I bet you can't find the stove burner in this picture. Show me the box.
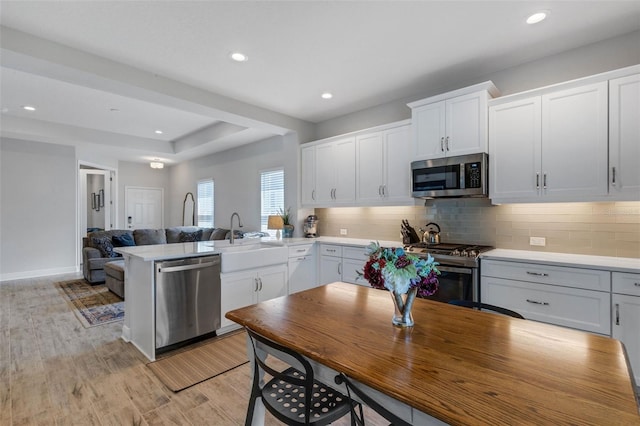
[404,243,493,260]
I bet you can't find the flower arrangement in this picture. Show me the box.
[360,241,440,297]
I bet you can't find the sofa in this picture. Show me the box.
[82,226,242,297]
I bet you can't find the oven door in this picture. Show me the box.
[421,265,478,303]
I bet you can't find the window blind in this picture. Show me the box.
[197,179,214,227]
[260,169,284,234]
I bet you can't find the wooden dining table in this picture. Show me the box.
[225,282,640,425]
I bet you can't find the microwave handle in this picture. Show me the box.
[459,161,465,189]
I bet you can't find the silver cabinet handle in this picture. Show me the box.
[254,278,259,292]
[445,136,450,151]
[526,299,549,306]
[296,248,306,252]
[382,185,387,197]
[378,185,383,196]
[296,257,306,261]
[440,137,444,152]
[259,278,263,291]
[536,173,540,189]
[327,249,336,253]
[543,173,547,189]
[612,167,616,186]
[635,283,640,287]
[615,303,620,325]
[312,189,316,200]
[526,271,549,277]
[338,262,342,275]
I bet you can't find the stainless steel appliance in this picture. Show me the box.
[411,153,488,199]
[155,255,221,350]
[404,242,493,303]
[304,215,318,238]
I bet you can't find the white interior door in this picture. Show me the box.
[125,187,164,230]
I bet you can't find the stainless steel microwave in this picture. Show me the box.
[411,153,488,199]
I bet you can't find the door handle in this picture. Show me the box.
[526,271,549,277]
[615,303,620,325]
[440,137,444,152]
[312,189,316,200]
[543,173,547,189]
[536,173,540,190]
[526,299,549,306]
[445,136,450,151]
[338,262,342,275]
[254,278,259,292]
[258,278,263,291]
[612,167,616,186]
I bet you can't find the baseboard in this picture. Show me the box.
[0,266,79,282]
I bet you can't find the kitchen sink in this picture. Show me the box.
[218,243,288,273]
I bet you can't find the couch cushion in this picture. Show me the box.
[133,229,167,245]
[86,230,133,248]
[179,229,203,242]
[91,236,119,258]
[166,226,211,243]
[210,228,230,240]
[104,260,125,281]
[112,233,136,247]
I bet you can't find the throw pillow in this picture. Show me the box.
[133,229,167,246]
[112,233,135,247]
[179,229,203,242]
[92,236,118,258]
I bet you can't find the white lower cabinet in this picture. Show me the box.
[219,264,288,331]
[612,272,640,384]
[288,244,318,294]
[318,244,369,286]
[481,260,611,335]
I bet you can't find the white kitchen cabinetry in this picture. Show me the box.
[315,137,355,205]
[356,124,413,205]
[318,244,369,286]
[612,272,640,384]
[489,82,608,203]
[301,145,316,205]
[609,73,640,199]
[481,260,611,335]
[219,264,288,331]
[408,82,498,160]
[288,244,318,294]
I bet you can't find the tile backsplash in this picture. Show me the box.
[315,200,640,258]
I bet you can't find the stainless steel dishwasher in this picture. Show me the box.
[155,255,221,349]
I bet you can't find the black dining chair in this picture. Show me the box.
[448,300,525,319]
[245,328,359,426]
[335,373,411,426]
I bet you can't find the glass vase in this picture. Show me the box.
[390,287,418,327]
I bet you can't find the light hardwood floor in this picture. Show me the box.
[1,273,388,426]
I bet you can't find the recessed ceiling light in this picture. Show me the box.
[526,11,548,25]
[22,105,36,111]
[321,92,333,100]
[230,52,248,62]
[155,130,163,134]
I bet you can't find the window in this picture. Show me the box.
[260,169,284,235]
[197,179,214,227]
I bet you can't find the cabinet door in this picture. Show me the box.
[612,293,640,384]
[257,265,288,302]
[315,143,335,204]
[446,91,488,156]
[356,132,384,203]
[489,97,542,201]
[288,256,318,294]
[333,137,356,203]
[541,82,608,199]
[319,255,342,285]
[609,73,640,198]
[220,270,257,329]
[383,125,413,204]
[413,101,446,159]
[342,258,367,285]
[301,145,316,206]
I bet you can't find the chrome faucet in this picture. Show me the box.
[230,212,243,244]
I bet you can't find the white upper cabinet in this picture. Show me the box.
[408,82,499,160]
[301,120,412,208]
[541,82,608,199]
[314,137,355,205]
[356,124,413,205]
[609,73,640,199]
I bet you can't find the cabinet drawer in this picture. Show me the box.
[481,260,610,292]
[343,246,369,261]
[482,277,610,335]
[320,244,342,257]
[288,244,314,258]
[612,272,640,296]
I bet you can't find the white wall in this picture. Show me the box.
[315,30,640,140]
[0,137,77,280]
[169,133,301,234]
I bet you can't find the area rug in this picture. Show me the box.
[147,330,249,392]
[55,279,124,328]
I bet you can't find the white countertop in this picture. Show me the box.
[115,241,227,261]
[481,248,640,274]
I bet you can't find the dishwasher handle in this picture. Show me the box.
[158,261,219,273]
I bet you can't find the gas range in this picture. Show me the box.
[404,242,494,268]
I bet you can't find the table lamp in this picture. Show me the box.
[267,215,284,239]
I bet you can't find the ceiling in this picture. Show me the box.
[1,1,640,165]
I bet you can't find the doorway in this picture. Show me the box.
[125,186,164,230]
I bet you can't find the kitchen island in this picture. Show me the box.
[226,282,640,425]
